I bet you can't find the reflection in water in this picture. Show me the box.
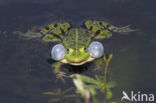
[43,87,81,103]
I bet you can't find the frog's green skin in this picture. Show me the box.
[15,20,135,74]
[39,20,135,74]
[61,28,94,65]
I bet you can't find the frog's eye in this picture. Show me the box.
[51,44,65,61]
[66,48,70,54]
[83,47,87,52]
[88,41,104,58]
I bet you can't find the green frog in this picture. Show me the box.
[14,20,136,76]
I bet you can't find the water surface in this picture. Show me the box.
[0,0,156,103]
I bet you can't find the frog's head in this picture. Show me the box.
[51,28,104,65]
[63,45,91,65]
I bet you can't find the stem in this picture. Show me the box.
[84,97,89,103]
[104,54,113,103]
[92,95,98,103]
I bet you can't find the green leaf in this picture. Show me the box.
[64,94,78,98]
[106,88,113,99]
[107,81,117,89]
[43,92,58,96]
[85,85,97,89]
[79,75,99,85]
[62,87,74,94]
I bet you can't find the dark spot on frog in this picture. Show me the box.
[47,36,52,39]
[106,24,110,28]
[61,29,65,34]
[54,24,58,27]
[89,26,93,31]
[99,22,103,26]
[96,30,101,34]
[44,26,50,30]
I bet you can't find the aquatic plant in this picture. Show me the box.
[44,53,117,103]
[73,74,92,103]
[71,54,117,103]
[71,74,116,103]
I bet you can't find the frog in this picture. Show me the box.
[14,20,136,77]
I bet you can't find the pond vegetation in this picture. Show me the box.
[43,54,117,103]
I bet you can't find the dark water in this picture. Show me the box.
[0,0,156,103]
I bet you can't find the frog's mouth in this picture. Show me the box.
[60,56,95,66]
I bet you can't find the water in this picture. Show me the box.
[0,0,156,103]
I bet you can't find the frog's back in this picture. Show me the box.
[62,28,92,49]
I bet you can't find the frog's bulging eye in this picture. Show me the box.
[88,41,104,58]
[66,48,70,54]
[83,47,87,52]
[51,44,65,61]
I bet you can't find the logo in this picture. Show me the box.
[121,91,155,102]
